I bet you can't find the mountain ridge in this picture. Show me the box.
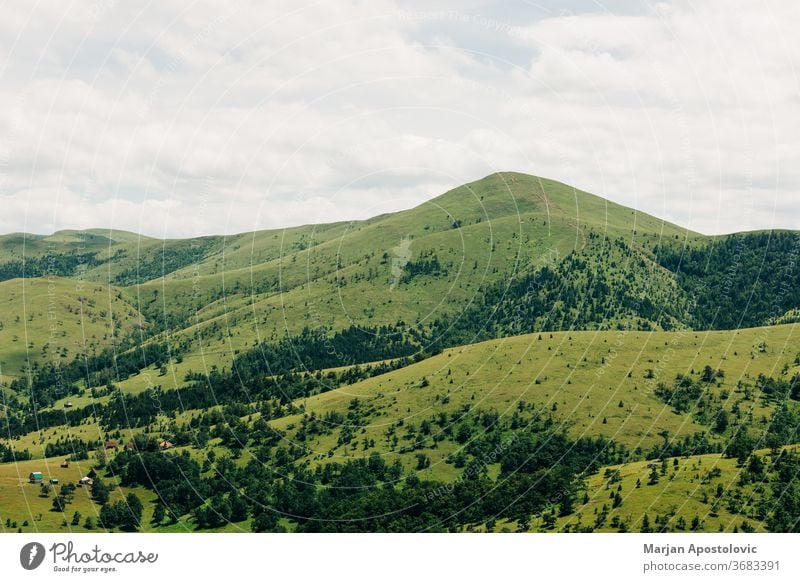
[1,172,800,534]
[0,172,797,385]
[0,171,705,242]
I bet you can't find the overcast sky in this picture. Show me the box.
[0,0,797,238]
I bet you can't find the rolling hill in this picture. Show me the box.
[1,172,799,533]
[0,277,142,381]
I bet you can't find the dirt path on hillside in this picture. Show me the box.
[568,220,587,251]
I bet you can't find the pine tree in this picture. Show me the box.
[229,492,249,522]
[52,495,67,512]
[119,493,143,531]
[91,477,110,504]
[152,503,166,525]
[648,465,660,485]
[612,492,623,508]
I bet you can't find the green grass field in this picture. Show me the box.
[53,172,702,392]
[0,450,254,533]
[1,172,798,533]
[2,321,795,531]
[272,324,798,463]
[554,445,800,534]
[0,277,142,381]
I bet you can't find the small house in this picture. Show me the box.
[124,442,135,451]
[159,440,174,450]
[60,460,70,468]
[64,401,73,408]
[29,472,43,484]
[104,440,118,450]
[78,476,93,487]
[49,478,59,485]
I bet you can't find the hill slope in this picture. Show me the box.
[1,172,800,533]
[0,277,142,381]
[2,172,799,403]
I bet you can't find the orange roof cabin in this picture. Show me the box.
[104,440,118,450]
[159,441,174,450]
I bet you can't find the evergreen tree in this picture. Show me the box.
[99,503,119,529]
[152,503,166,525]
[229,492,249,522]
[251,511,280,533]
[713,409,729,434]
[648,465,660,485]
[92,477,110,504]
[119,493,143,531]
[52,495,67,512]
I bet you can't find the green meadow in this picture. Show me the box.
[1,172,799,532]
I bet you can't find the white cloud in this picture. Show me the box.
[0,0,798,237]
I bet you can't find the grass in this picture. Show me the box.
[0,172,796,533]
[1,173,707,402]
[2,322,797,532]
[8,421,105,460]
[554,446,800,533]
[0,447,252,533]
[0,455,144,533]
[108,172,702,388]
[0,277,142,381]
[270,324,798,471]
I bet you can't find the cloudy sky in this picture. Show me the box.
[0,0,797,238]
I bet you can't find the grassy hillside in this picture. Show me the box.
[0,454,251,533]
[0,277,142,381]
[552,449,778,533]
[6,172,795,397]
[0,323,796,532]
[2,172,800,533]
[270,324,798,466]
[102,173,702,392]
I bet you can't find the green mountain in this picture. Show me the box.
[1,172,799,534]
